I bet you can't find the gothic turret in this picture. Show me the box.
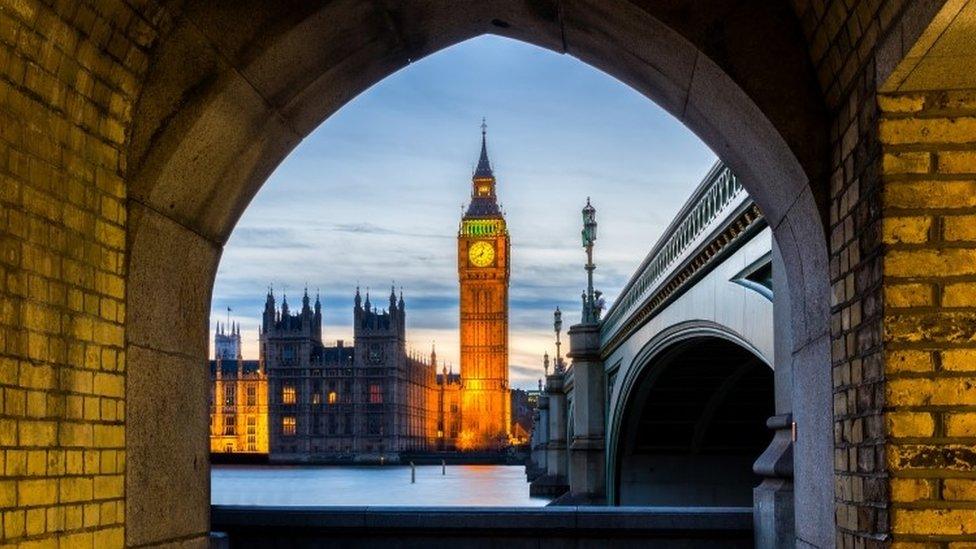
[263,288,276,332]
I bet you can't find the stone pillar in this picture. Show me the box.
[753,414,795,548]
[753,241,795,547]
[567,323,606,503]
[527,394,549,481]
[546,373,568,482]
[529,374,568,497]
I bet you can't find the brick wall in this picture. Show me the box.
[0,1,154,546]
[789,1,969,546]
[880,91,976,544]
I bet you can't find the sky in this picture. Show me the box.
[210,35,717,389]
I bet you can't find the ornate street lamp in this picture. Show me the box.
[581,198,600,323]
[553,307,563,372]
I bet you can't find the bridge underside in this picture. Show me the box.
[615,338,773,506]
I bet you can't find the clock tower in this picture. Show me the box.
[458,121,510,448]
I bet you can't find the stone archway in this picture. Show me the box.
[4,1,965,548]
[124,5,833,545]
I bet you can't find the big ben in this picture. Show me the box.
[458,121,510,448]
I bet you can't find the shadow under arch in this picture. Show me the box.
[122,2,833,546]
[606,323,773,506]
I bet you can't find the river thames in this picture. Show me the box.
[211,464,550,507]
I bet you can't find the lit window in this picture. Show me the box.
[282,416,296,436]
[312,392,321,405]
[369,384,383,404]
[328,391,337,405]
[246,386,256,406]
[282,386,296,405]
[223,415,235,436]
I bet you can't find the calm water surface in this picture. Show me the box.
[211,464,550,507]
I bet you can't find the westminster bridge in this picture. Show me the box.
[528,161,822,548]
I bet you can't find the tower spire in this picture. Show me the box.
[474,118,493,178]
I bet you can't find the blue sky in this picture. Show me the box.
[210,35,716,388]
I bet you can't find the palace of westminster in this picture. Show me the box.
[209,128,523,461]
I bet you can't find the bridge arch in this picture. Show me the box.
[607,322,773,505]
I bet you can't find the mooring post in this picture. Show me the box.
[442,459,446,475]
[411,461,416,484]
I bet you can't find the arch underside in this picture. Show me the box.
[124,1,832,546]
[612,335,774,507]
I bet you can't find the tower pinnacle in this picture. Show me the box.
[475,118,493,179]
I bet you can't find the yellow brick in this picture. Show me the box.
[100,450,115,474]
[885,181,976,209]
[0,419,16,445]
[18,363,54,390]
[946,413,976,437]
[885,283,933,308]
[92,425,123,448]
[4,509,24,539]
[84,451,99,475]
[93,474,123,499]
[887,412,935,437]
[944,214,976,241]
[945,479,976,500]
[4,388,25,415]
[892,508,976,535]
[64,505,82,530]
[887,351,934,374]
[0,480,15,507]
[943,349,976,372]
[887,377,976,406]
[5,450,27,475]
[881,117,976,145]
[945,282,976,307]
[17,479,56,506]
[59,422,92,447]
[84,396,100,421]
[24,507,44,536]
[939,150,976,174]
[95,220,125,249]
[59,477,92,503]
[26,390,46,417]
[83,502,99,527]
[885,249,976,277]
[65,450,84,475]
[92,372,123,398]
[879,94,926,113]
[18,420,56,446]
[26,450,45,476]
[891,478,933,501]
[883,216,931,244]
[884,151,930,174]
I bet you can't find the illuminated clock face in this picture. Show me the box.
[468,241,495,267]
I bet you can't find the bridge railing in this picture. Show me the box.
[600,162,748,343]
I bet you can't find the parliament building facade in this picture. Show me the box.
[209,128,513,461]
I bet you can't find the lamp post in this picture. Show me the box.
[581,198,599,323]
[553,307,563,372]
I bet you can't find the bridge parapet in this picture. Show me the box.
[600,163,763,353]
